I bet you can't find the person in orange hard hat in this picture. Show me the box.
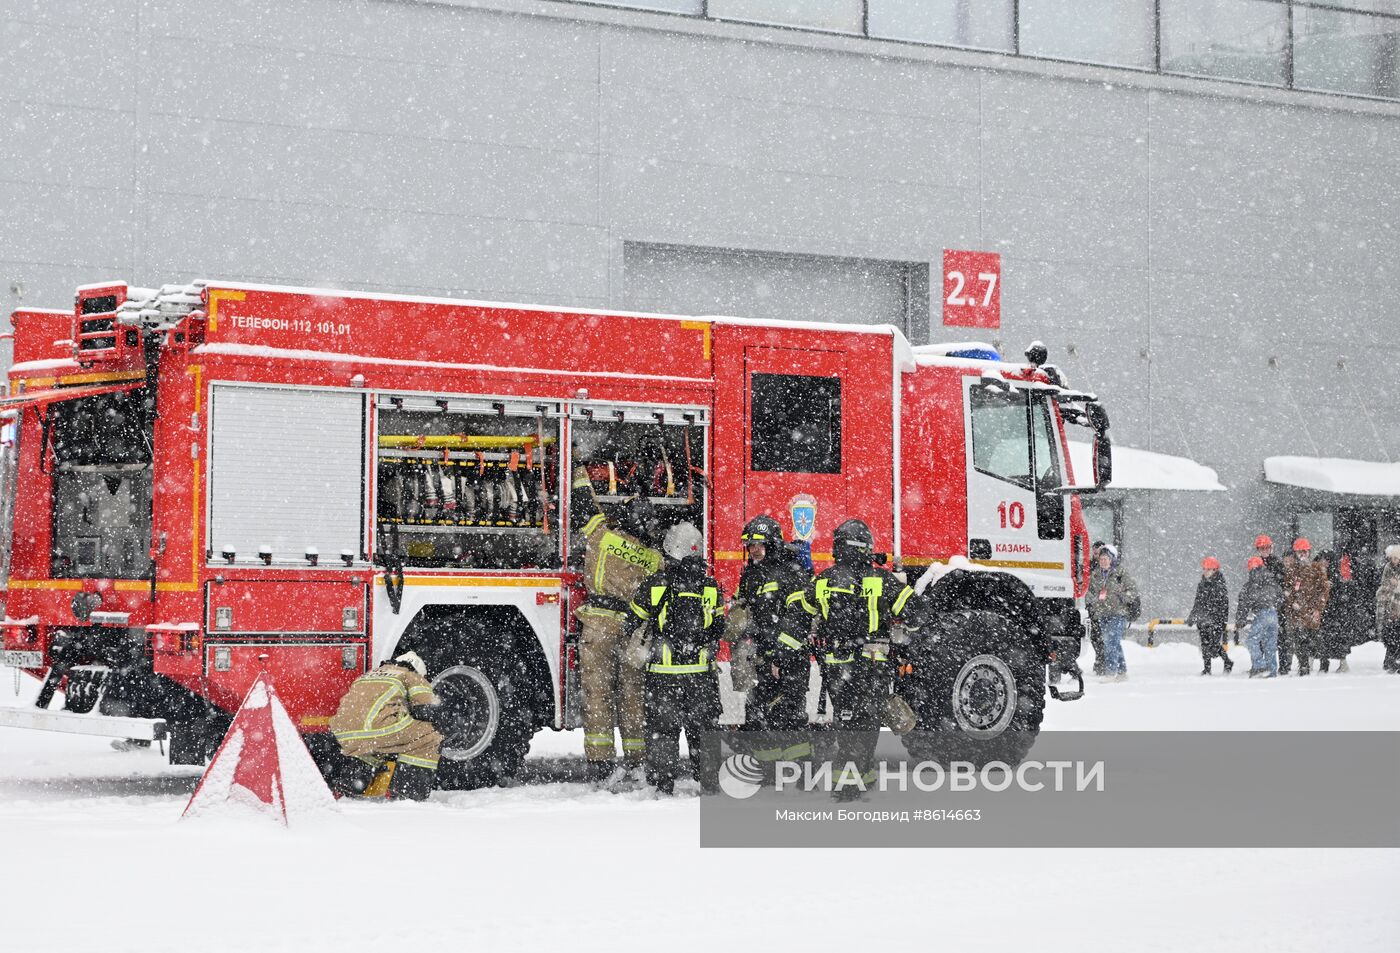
[1187,557,1232,675]
[1237,556,1283,677]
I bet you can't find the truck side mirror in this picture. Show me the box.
[1088,402,1112,488]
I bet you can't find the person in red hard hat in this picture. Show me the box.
[1187,557,1232,675]
[1282,539,1331,676]
[1237,556,1283,677]
[1253,533,1289,661]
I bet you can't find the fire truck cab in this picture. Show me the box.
[0,281,1111,784]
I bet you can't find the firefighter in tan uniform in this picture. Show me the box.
[329,652,442,801]
[573,470,664,784]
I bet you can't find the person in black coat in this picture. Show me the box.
[1318,552,1359,672]
[1187,557,1233,675]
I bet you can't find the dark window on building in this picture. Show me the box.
[750,373,842,474]
[1294,4,1400,99]
[1017,0,1156,69]
[867,0,1015,51]
[1160,0,1289,86]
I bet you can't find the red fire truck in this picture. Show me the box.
[0,280,1111,785]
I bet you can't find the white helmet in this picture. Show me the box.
[394,651,427,678]
[663,522,703,561]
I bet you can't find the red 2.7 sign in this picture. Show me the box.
[942,250,1001,329]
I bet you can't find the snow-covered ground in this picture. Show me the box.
[2,642,1397,952]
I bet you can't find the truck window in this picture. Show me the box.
[1031,396,1063,490]
[50,389,154,579]
[969,385,1032,489]
[750,373,841,474]
[376,399,561,570]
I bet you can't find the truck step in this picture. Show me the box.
[0,705,168,741]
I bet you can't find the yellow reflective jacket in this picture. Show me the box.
[579,512,662,606]
[329,663,439,742]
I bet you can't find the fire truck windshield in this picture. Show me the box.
[969,386,1062,492]
[49,389,154,579]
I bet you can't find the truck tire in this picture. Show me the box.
[901,610,1046,767]
[431,651,534,791]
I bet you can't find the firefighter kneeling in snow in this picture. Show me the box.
[624,522,724,795]
[329,652,442,801]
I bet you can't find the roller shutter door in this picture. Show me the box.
[208,385,365,564]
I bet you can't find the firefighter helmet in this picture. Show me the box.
[663,521,704,561]
[394,651,428,678]
[741,515,785,549]
[832,519,874,565]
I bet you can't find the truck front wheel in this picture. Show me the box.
[901,610,1046,767]
[432,655,533,790]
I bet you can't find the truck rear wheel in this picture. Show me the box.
[901,610,1046,767]
[432,653,534,791]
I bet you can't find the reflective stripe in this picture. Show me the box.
[621,738,646,751]
[757,581,780,595]
[649,643,713,674]
[862,575,884,634]
[396,754,439,770]
[361,679,407,732]
[594,531,661,592]
[629,600,651,620]
[777,632,804,651]
[814,579,854,620]
[862,647,888,662]
[656,585,719,632]
[892,585,914,615]
[824,653,855,665]
[407,685,434,697]
[580,604,627,619]
[786,590,817,616]
[781,742,813,759]
[584,732,614,746]
[582,513,605,537]
[333,715,415,741]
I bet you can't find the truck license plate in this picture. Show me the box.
[1,651,43,669]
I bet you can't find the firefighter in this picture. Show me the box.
[795,518,929,801]
[732,515,813,763]
[623,522,725,796]
[328,651,442,801]
[573,482,663,784]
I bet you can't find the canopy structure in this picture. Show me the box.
[1263,456,1400,497]
[1068,442,1226,492]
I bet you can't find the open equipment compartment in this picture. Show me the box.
[567,403,708,562]
[375,395,562,570]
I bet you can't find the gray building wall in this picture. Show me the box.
[4,0,1400,615]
